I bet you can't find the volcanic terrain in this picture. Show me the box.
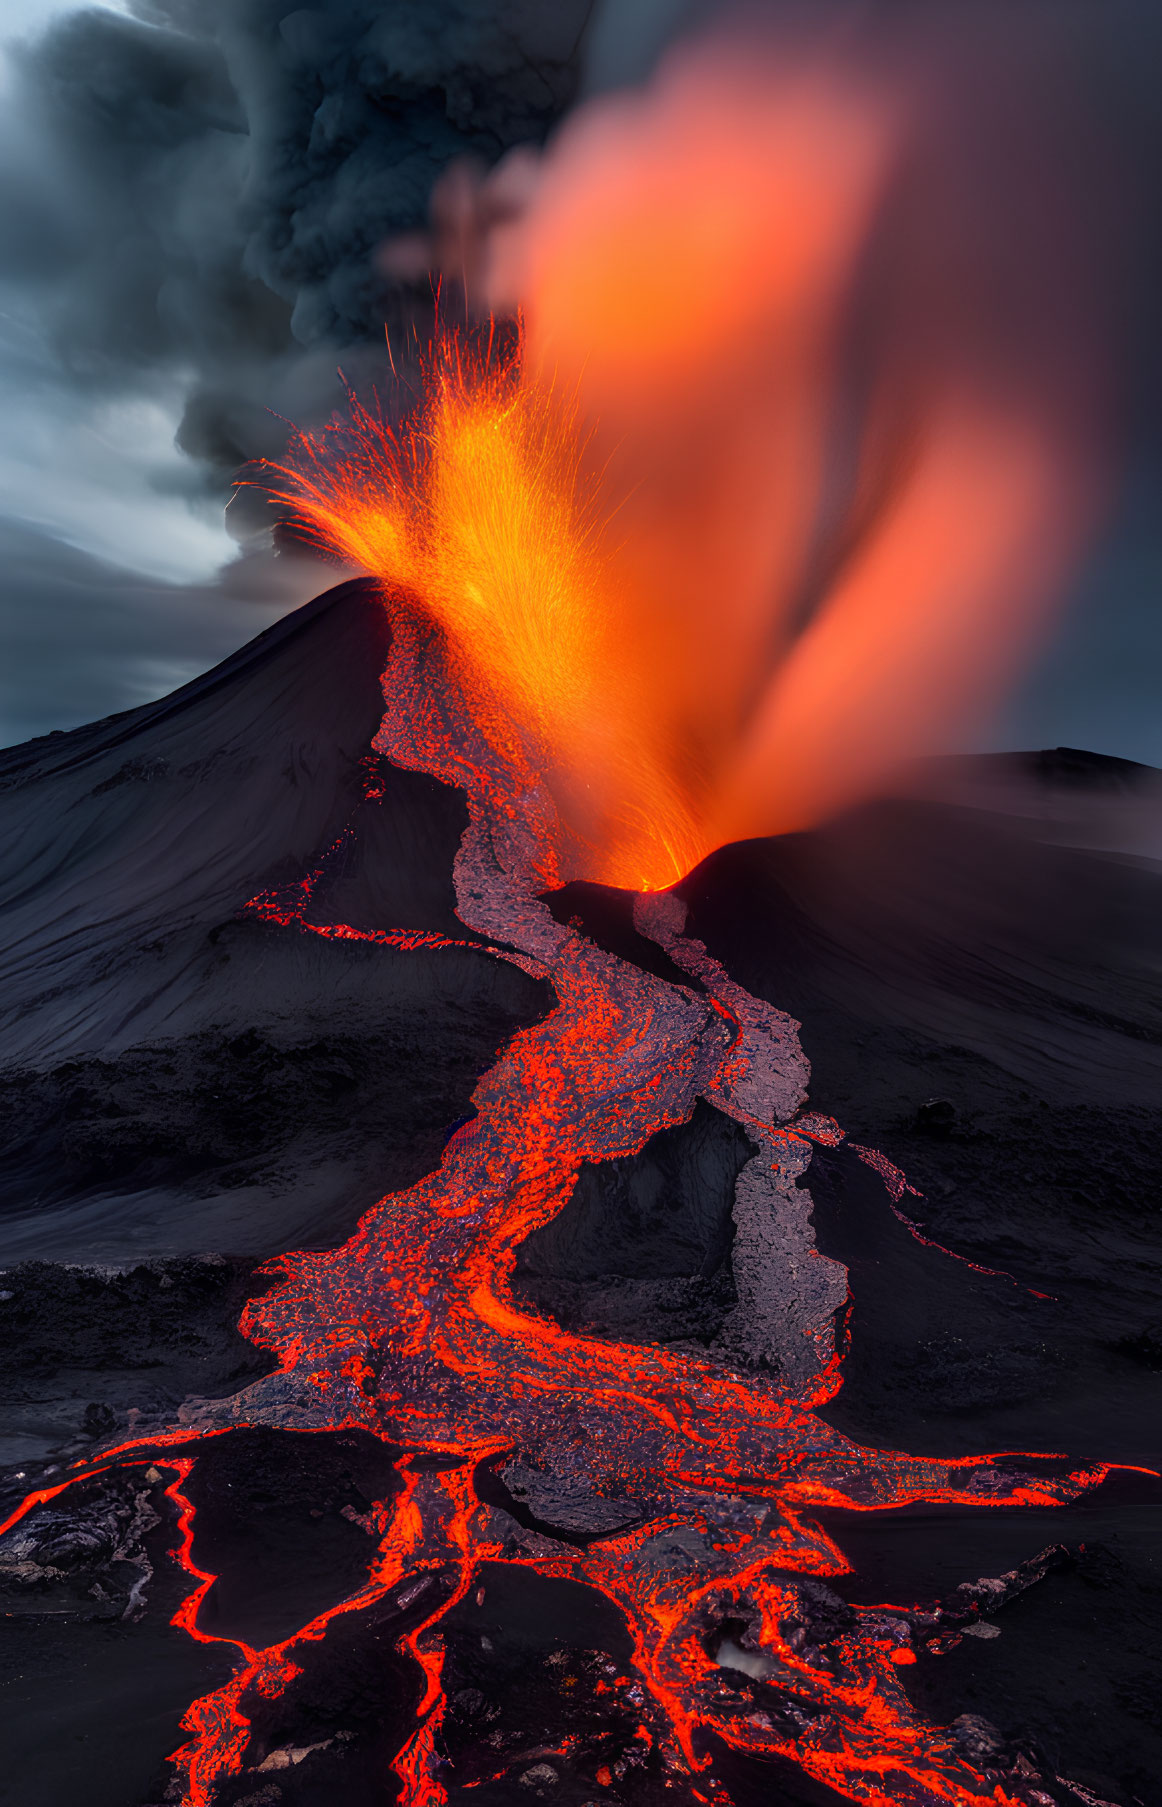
[0,579,1159,1807]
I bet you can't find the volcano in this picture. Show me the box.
[0,578,1160,1807]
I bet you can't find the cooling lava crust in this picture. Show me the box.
[0,581,1159,1807]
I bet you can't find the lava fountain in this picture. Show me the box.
[386,13,1119,888]
[0,15,1136,1806]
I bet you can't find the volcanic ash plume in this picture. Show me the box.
[287,7,1119,892]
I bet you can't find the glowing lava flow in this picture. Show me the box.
[0,593,1124,1807]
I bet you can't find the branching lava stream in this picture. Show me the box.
[0,591,1126,1807]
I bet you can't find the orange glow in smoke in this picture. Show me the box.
[274,345,704,884]
[278,31,1108,892]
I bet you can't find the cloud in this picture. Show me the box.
[0,0,594,483]
[0,0,593,744]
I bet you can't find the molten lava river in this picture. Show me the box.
[0,590,1130,1806]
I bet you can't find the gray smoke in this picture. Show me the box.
[0,0,594,743]
[0,0,592,488]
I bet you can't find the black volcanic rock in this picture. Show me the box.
[513,1099,751,1349]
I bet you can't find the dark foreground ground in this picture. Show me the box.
[0,583,1159,1807]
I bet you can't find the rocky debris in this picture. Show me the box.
[631,889,848,1397]
[916,1097,958,1136]
[712,1543,1077,1681]
[255,1732,351,1771]
[919,1544,1077,1654]
[698,1545,1149,1805]
[0,1010,546,1237]
[434,1574,677,1803]
[0,1253,274,1468]
[0,1466,159,1619]
[950,1713,1011,1763]
[91,755,171,794]
[519,1763,559,1788]
[946,1718,1123,1805]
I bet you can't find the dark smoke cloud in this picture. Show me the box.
[0,0,593,745]
[0,0,592,486]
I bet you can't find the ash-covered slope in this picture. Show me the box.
[683,757,1162,1109]
[0,578,549,1266]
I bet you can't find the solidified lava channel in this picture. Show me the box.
[0,596,1123,1807]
